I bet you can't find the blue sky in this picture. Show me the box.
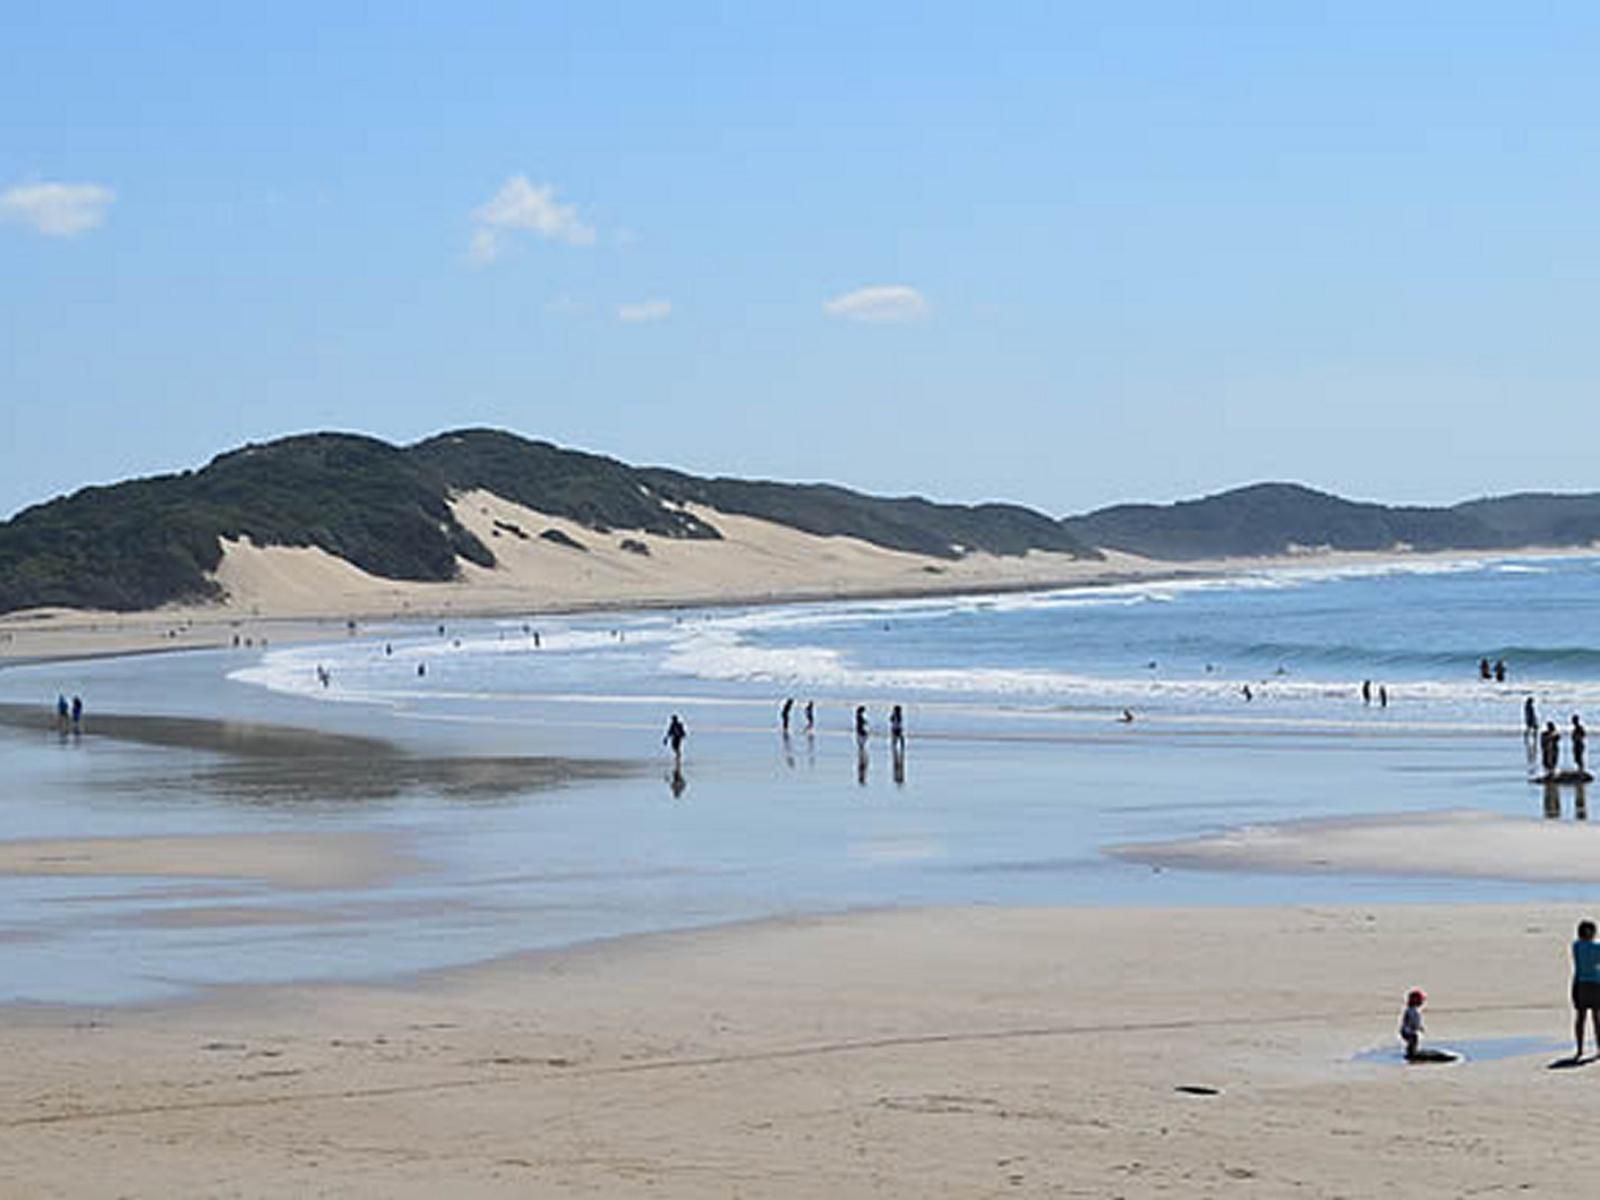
[4,2,1599,520]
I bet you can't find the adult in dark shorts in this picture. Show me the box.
[1573,920,1600,1058]
[1573,714,1588,773]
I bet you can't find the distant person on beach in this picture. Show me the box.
[70,695,82,732]
[1495,659,1507,683]
[1399,989,1427,1061]
[1574,715,1589,773]
[664,714,687,764]
[1479,658,1492,681]
[416,662,426,677]
[1379,685,1388,709]
[55,694,69,733]
[889,704,905,747]
[1573,921,1600,1059]
[1542,721,1561,776]
[1525,696,1539,739]
[1241,685,1252,702]
[781,698,794,734]
[804,701,815,733]
[1362,680,1372,706]
[1119,708,1135,723]
[854,705,868,742]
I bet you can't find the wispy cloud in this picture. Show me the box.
[0,181,115,237]
[822,284,928,324]
[617,299,672,323]
[470,175,595,263]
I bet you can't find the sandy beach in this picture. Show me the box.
[0,901,1590,1198]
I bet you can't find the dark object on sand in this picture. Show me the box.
[540,528,588,552]
[1173,1085,1222,1096]
[1405,1047,1461,1064]
[1541,769,1595,785]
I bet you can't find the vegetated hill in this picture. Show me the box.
[0,428,1099,614]
[1061,482,1600,560]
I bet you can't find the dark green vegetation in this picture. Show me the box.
[1063,483,1600,560]
[0,428,1098,613]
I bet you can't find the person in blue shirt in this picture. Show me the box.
[1572,920,1600,1059]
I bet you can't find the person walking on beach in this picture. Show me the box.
[780,698,794,735]
[854,705,869,743]
[1362,679,1372,706]
[889,704,905,749]
[1573,920,1600,1059]
[664,714,687,765]
[70,695,82,733]
[55,694,69,733]
[1542,721,1562,777]
[1525,696,1539,740]
[1574,715,1588,774]
[804,701,815,734]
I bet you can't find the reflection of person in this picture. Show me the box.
[664,714,687,764]
[1573,921,1600,1059]
[55,694,69,733]
[1399,989,1427,1061]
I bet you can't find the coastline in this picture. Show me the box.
[5,538,1588,667]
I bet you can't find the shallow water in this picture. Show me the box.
[5,555,1600,1004]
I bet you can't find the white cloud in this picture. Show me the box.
[470,174,595,262]
[0,181,115,237]
[822,284,928,324]
[617,299,672,323]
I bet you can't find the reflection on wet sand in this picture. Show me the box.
[0,702,637,804]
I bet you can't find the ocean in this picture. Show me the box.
[4,552,1600,1004]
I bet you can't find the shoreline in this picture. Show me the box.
[4,542,1592,667]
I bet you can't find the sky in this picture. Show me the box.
[4,2,1600,521]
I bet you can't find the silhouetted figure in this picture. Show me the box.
[1479,658,1492,681]
[1494,659,1507,683]
[854,705,868,743]
[1542,721,1561,776]
[1241,685,1253,702]
[1525,696,1539,740]
[1379,685,1388,709]
[417,662,427,677]
[533,631,541,649]
[889,704,905,749]
[1575,715,1589,773]
[664,714,687,765]
[70,695,82,733]
[804,701,815,733]
[1119,708,1135,724]
[780,698,794,734]
[55,694,69,733]
[1362,680,1372,706]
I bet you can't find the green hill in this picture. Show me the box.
[1061,482,1600,560]
[0,428,1099,614]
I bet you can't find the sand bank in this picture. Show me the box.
[0,903,1590,1197]
[0,831,411,890]
[1112,809,1600,882]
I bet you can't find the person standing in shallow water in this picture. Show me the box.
[1574,715,1588,774]
[1525,696,1539,740]
[664,714,687,765]
[1542,721,1562,777]
[780,698,794,735]
[888,704,905,749]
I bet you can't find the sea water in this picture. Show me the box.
[4,553,1600,1003]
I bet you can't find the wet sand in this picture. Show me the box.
[0,903,1589,1198]
[0,702,639,802]
[1113,808,1600,882]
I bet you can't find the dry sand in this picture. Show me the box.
[0,902,1591,1198]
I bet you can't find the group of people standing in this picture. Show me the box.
[1526,696,1589,779]
[53,693,83,734]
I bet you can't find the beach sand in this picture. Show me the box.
[0,903,1588,1197]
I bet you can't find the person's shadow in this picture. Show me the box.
[1548,1054,1595,1070]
